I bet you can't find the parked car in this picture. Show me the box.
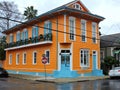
[109,67,120,78]
[0,67,8,78]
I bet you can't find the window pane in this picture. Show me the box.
[34,52,37,64]
[23,53,26,64]
[69,18,75,40]
[81,20,86,42]
[80,49,89,67]
[46,51,49,63]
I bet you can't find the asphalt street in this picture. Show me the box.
[0,77,120,90]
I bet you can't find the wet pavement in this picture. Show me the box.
[0,77,120,90]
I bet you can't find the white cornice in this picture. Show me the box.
[5,41,52,51]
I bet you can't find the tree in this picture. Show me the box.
[101,56,119,75]
[0,1,24,32]
[0,36,6,61]
[24,6,37,20]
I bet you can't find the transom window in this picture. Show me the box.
[80,49,89,67]
[69,17,75,40]
[81,20,86,42]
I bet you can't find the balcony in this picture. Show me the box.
[5,33,52,51]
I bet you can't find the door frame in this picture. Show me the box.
[92,50,98,70]
[58,49,72,71]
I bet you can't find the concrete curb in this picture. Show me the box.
[9,73,110,83]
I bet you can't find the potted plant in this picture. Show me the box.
[39,34,44,41]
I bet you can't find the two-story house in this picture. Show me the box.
[3,0,104,78]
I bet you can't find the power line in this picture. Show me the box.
[0,8,99,35]
[0,16,119,45]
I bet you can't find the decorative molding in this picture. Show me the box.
[5,41,52,51]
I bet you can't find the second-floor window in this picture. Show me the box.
[69,17,75,40]
[81,19,86,42]
[16,31,21,41]
[9,34,14,43]
[32,26,39,38]
[44,21,52,35]
[92,22,97,43]
[22,29,28,40]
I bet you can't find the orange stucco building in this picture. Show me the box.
[3,0,104,78]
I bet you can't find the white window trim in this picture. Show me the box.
[23,52,27,65]
[81,19,87,42]
[45,50,50,64]
[16,53,19,65]
[33,51,37,65]
[9,54,12,65]
[74,3,81,10]
[69,16,76,41]
[80,49,89,67]
[92,22,97,44]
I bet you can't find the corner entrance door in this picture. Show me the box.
[61,50,70,71]
[93,51,97,70]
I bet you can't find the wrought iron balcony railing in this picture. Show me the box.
[5,33,52,49]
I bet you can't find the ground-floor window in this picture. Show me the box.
[9,54,12,65]
[80,49,89,67]
[33,51,37,64]
[23,53,26,64]
[16,53,19,65]
[45,50,50,63]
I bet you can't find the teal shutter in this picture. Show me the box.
[26,30,28,39]
[12,35,14,43]
[22,32,24,40]
[44,23,47,35]
[36,27,39,36]
[32,27,34,38]
[18,33,20,41]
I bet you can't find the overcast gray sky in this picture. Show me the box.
[1,0,120,35]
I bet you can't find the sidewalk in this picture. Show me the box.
[9,74,109,83]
